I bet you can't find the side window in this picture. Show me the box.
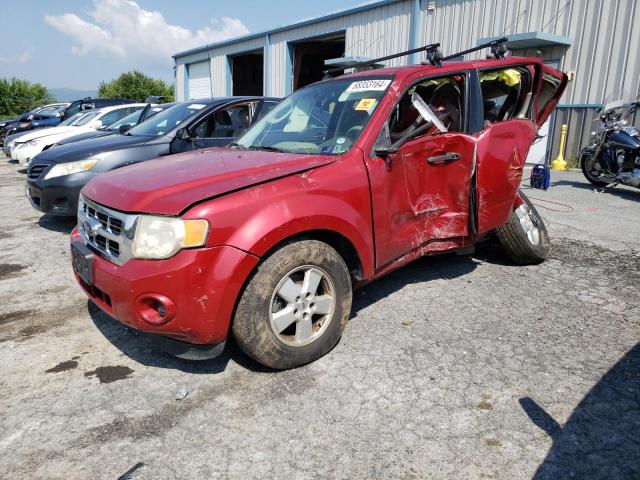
[381,74,465,146]
[537,73,562,122]
[256,101,279,120]
[193,103,253,139]
[479,67,532,125]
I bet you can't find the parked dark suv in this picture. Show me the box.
[27,96,280,216]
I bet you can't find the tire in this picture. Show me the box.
[232,239,352,370]
[495,191,550,265]
[580,148,610,188]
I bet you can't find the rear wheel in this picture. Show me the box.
[232,239,352,369]
[496,191,550,265]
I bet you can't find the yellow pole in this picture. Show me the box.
[551,124,568,170]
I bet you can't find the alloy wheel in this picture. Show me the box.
[269,265,336,347]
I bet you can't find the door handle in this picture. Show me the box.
[427,152,461,165]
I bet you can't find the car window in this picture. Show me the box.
[98,107,140,127]
[74,111,100,126]
[59,112,85,126]
[237,77,391,155]
[383,74,465,145]
[64,101,82,118]
[479,67,533,125]
[256,101,279,120]
[107,110,143,131]
[537,72,562,123]
[192,103,254,139]
[128,102,207,136]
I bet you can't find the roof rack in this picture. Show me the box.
[322,37,510,79]
[440,37,509,62]
[322,43,441,79]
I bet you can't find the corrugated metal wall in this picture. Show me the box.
[174,0,640,161]
[417,0,640,160]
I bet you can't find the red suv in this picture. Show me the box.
[71,56,566,369]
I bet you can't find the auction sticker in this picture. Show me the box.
[345,79,391,92]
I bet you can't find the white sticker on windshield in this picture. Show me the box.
[188,104,206,110]
[345,79,391,93]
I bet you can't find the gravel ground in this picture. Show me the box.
[0,156,639,480]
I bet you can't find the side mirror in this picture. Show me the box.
[374,121,433,158]
[118,124,132,134]
[175,127,192,141]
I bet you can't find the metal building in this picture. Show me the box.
[173,0,640,162]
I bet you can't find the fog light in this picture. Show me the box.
[134,293,176,325]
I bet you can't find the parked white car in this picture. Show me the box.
[11,104,146,164]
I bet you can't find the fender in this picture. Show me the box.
[185,155,376,279]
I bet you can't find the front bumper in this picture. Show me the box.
[70,228,260,346]
[13,144,40,164]
[26,169,94,216]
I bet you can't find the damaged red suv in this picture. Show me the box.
[71,55,566,369]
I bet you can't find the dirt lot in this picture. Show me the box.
[0,155,639,480]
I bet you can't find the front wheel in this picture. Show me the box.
[496,191,550,265]
[232,239,352,370]
[580,148,612,187]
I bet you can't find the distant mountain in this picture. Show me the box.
[49,87,98,102]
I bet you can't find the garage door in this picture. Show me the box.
[188,61,212,99]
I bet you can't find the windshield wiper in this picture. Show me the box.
[229,142,248,150]
[247,145,285,153]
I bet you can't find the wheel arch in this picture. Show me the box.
[261,229,366,284]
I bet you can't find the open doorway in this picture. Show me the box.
[291,32,345,90]
[230,50,264,96]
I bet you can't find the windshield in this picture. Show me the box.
[59,112,85,126]
[236,77,392,154]
[74,111,100,126]
[128,102,207,136]
[107,110,143,131]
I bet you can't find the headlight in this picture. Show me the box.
[43,159,98,180]
[132,215,209,259]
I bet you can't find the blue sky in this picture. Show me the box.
[0,0,366,90]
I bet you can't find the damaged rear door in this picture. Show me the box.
[474,62,565,233]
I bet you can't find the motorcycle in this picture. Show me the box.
[580,99,640,189]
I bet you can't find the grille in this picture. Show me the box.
[28,164,48,180]
[78,196,134,265]
[82,202,125,238]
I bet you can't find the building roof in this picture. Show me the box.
[173,0,404,59]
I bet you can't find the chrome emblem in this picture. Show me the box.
[85,217,102,237]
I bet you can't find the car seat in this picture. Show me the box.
[213,111,234,137]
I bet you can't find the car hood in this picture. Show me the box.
[55,130,113,146]
[15,125,83,143]
[83,148,337,215]
[33,134,158,164]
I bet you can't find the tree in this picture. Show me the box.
[98,71,174,102]
[0,77,55,118]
